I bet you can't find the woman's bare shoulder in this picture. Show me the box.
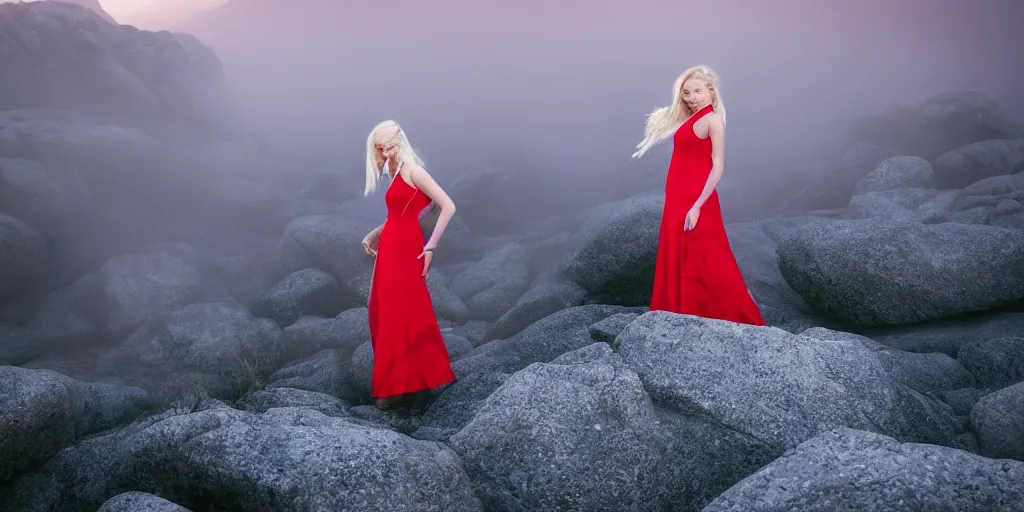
[704,111,723,124]
[400,161,428,186]
[404,161,427,175]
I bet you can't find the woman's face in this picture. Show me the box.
[681,78,712,112]
[375,141,397,167]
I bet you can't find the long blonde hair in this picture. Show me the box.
[632,65,726,158]
[364,120,425,196]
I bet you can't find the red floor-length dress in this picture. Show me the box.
[650,104,767,326]
[367,164,456,398]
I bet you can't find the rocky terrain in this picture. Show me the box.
[1,3,1023,511]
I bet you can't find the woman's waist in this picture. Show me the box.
[384,213,425,223]
[381,218,425,237]
[666,170,712,188]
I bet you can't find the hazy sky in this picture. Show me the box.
[98,0,227,27]
[97,0,152,17]
[150,0,1023,218]
[26,0,1018,218]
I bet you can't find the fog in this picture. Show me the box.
[4,4,1024,501]
[172,0,1024,217]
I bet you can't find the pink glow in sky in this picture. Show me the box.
[98,0,228,28]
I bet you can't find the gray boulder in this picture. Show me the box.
[777,218,1024,326]
[703,427,1024,512]
[450,344,678,511]
[801,327,975,394]
[98,492,191,512]
[845,91,1013,162]
[2,405,482,511]
[854,155,935,193]
[845,187,957,223]
[0,366,151,482]
[614,312,964,454]
[252,268,345,327]
[449,242,530,322]
[934,138,1024,188]
[95,302,286,401]
[275,215,374,305]
[947,172,1024,229]
[957,336,1024,389]
[559,192,663,304]
[971,382,1024,461]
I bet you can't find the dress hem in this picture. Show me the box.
[371,377,458,399]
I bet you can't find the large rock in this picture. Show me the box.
[443,167,531,236]
[449,242,530,321]
[451,304,638,379]
[845,187,957,223]
[934,138,1024,189]
[845,91,1013,162]
[264,349,350,401]
[559,192,663,304]
[280,307,371,360]
[865,310,1024,356]
[0,157,68,237]
[0,111,169,269]
[726,220,829,332]
[44,0,117,24]
[614,312,964,454]
[90,251,225,337]
[801,327,976,395]
[957,336,1024,389]
[251,268,345,327]
[971,382,1024,461]
[781,142,900,213]
[98,492,190,512]
[275,215,374,304]
[777,218,1024,326]
[702,428,1024,512]
[1,404,483,511]
[947,172,1024,230]
[486,279,586,340]
[0,366,151,483]
[854,156,936,193]
[95,302,286,401]
[450,344,678,511]
[0,110,160,168]
[413,371,509,443]
[0,1,225,128]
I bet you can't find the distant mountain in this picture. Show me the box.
[0,0,117,23]
[57,0,113,22]
[0,0,229,133]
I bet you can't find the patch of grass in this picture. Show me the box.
[170,376,209,415]
[230,357,267,409]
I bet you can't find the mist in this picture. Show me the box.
[176,0,1024,217]
[4,1,1024,508]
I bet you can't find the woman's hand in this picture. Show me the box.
[684,206,701,231]
[361,231,379,257]
[417,248,433,277]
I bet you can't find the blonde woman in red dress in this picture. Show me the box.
[632,65,766,326]
[361,120,457,409]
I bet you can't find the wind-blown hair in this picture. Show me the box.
[364,120,425,196]
[632,65,726,158]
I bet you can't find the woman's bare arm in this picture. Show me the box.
[406,163,456,250]
[692,113,726,210]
